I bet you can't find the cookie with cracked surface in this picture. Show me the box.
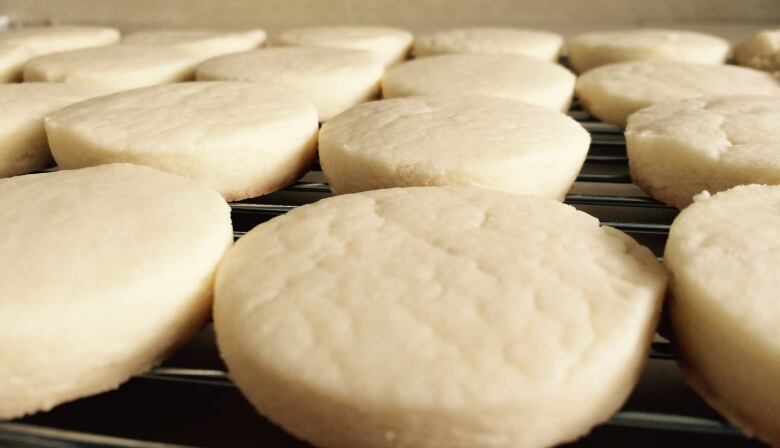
[196,47,384,121]
[666,185,780,446]
[214,186,667,448]
[626,95,780,208]
[566,29,729,74]
[45,81,319,201]
[319,95,589,200]
[272,26,412,66]
[413,27,563,62]
[0,163,233,419]
[575,61,780,127]
[122,28,267,59]
[382,53,575,112]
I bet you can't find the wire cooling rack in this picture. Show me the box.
[0,102,768,448]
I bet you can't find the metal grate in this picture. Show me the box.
[0,102,764,448]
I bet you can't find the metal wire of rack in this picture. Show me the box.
[0,102,766,448]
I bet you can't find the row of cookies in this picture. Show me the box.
[0,23,777,448]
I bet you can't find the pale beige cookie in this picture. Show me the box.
[45,82,318,201]
[0,25,119,82]
[122,28,267,59]
[666,185,780,446]
[382,53,576,112]
[0,83,108,178]
[734,29,780,73]
[576,61,780,127]
[215,186,667,448]
[626,95,780,208]
[272,26,412,66]
[0,163,232,419]
[567,29,730,73]
[319,95,589,200]
[197,47,384,121]
[23,45,203,92]
[414,27,563,61]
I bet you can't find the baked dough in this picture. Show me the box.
[575,61,780,127]
[215,186,666,448]
[567,29,730,73]
[0,163,232,419]
[382,53,576,112]
[626,95,780,208]
[45,82,318,201]
[196,47,384,121]
[319,95,589,200]
[734,29,780,73]
[23,45,204,91]
[272,26,412,66]
[122,28,267,59]
[0,83,108,178]
[413,27,563,62]
[665,185,780,446]
[0,25,119,82]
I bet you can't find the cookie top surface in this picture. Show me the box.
[414,27,563,61]
[319,95,589,197]
[0,163,231,307]
[122,28,267,58]
[23,44,202,90]
[272,26,412,65]
[382,53,575,111]
[216,186,666,409]
[665,185,780,347]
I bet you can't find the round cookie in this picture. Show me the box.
[567,29,730,73]
[23,45,203,92]
[215,186,667,448]
[626,95,780,208]
[734,29,780,73]
[45,82,318,201]
[413,27,563,62]
[271,26,413,66]
[319,95,590,200]
[575,61,780,127]
[197,47,384,121]
[0,25,119,82]
[0,83,108,178]
[0,163,232,419]
[122,28,267,59]
[382,53,576,112]
[665,185,780,446]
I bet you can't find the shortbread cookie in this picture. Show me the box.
[734,29,780,73]
[197,47,384,121]
[382,53,576,111]
[215,186,666,448]
[23,45,203,91]
[626,95,780,208]
[567,29,730,73]
[272,26,412,66]
[576,61,780,127]
[666,185,780,446]
[0,163,232,419]
[122,28,267,59]
[414,27,563,61]
[0,83,108,178]
[45,82,318,201]
[0,25,119,82]
[320,95,589,199]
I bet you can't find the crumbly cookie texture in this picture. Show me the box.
[215,186,666,448]
[626,95,780,208]
[666,184,780,446]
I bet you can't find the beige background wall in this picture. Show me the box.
[0,0,778,41]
